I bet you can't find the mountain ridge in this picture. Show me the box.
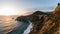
[16,3,60,34]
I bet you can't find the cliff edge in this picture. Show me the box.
[16,3,60,34]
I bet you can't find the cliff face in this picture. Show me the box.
[53,3,60,15]
[16,4,60,34]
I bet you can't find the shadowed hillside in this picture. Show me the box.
[16,3,60,34]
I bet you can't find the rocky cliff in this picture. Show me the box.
[16,3,60,34]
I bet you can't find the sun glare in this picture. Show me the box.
[0,5,24,16]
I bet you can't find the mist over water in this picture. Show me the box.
[0,16,31,34]
[0,16,18,34]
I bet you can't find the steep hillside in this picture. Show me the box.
[16,3,60,34]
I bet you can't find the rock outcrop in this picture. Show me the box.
[16,3,60,34]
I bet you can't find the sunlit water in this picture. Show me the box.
[0,16,32,34]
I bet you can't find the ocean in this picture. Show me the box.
[0,16,32,34]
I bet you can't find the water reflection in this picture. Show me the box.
[0,16,19,34]
[7,20,30,34]
[0,16,31,34]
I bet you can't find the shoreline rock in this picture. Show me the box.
[16,3,60,34]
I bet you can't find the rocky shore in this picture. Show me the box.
[16,3,60,34]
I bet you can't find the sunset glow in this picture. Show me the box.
[0,6,21,16]
[0,4,25,16]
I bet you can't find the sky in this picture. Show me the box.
[0,0,60,15]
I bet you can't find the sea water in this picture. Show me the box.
[0,16,32,34]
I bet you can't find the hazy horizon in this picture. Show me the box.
[0,0,60,15]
